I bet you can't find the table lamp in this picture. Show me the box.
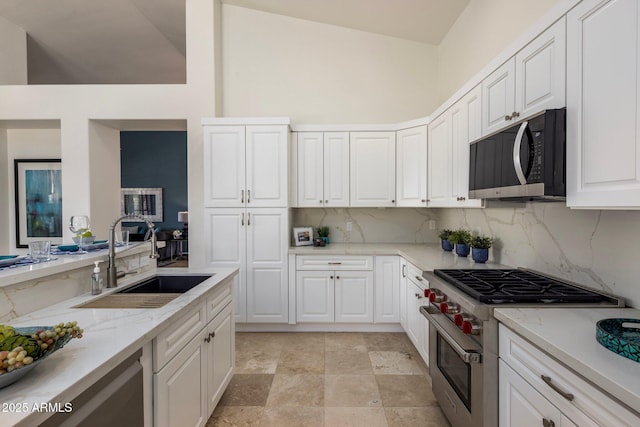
[178,211,188,239]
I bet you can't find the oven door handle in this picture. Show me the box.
[421,306,482,364]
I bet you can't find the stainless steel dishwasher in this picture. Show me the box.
[41,350,144,427]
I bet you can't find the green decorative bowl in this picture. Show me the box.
[596,318,640,363]
[0,326,74,389]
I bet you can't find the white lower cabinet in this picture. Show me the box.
[204,208,288,323]
[154,280,235,427]
[404,261,429,365]
[296,269,374,323]
[399,258,408,330]
[374,256,400,323]
[499,325,639,427]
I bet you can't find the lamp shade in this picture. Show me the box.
[178,211,189,223]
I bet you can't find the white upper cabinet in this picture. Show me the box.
[567,0,640,208]
[350,132,396,207]
[428,85,483,208]
[396,126,428,207]
[204,125,288,208]
[296,132,349,207]
[482,18,566,136]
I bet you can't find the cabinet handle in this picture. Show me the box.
[542,419,555,427]
[241,213,244,226]
[247,189,251,203]
[504,115,512,121]
[328,262,342,265]
[241,189,244,203]
[415,276,423,281]
[204,336,211,343]
[402,265,406,277]
[248,212,251,226]
[209,332,215,339]
[540,375,574,401]
[511,111,520,119]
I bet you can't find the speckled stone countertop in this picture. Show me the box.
[495,307,640,415]
[289,243,509,271]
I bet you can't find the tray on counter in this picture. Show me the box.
[596,318,640,363]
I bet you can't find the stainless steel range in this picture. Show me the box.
[420,268,625,427]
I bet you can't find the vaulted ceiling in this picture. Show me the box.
[0,0,468,84]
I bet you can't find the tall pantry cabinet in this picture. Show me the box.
[202,119,290,323]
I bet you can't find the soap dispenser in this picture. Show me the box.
[91,261,104,295]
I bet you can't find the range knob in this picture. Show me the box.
[424,289,431,298]
[454,313,473,327]
[439,302,460,314]
[461,320,481,335]
[429,289,446,303]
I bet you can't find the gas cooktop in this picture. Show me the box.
[434,269,611,304]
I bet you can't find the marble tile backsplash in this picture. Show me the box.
[292,208,440,244]
[437,202,640,308]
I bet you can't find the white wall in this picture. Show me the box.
[221,5,440,123]
[438,204,640,309]
[0,16,27,85]
[437,0,565,102]
[0,129,7,253]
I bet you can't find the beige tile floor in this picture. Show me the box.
[208,332,450,427]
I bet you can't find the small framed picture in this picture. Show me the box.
[293,227,313,246]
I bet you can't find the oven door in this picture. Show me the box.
[420,306,484,427]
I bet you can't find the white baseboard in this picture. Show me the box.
[235,323,404,333]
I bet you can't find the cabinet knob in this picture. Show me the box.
[204,336,211,343]
[511,111,520,119]
[542,419,555,427]
[421,199,426,203]
[415,276,423,281]
[336,276,340,280]
[325,200,328,203]
[319,200,323,204]
[391,200,395,204]
[209,332,215,338]
[504,115,512,121]
[330,276,334,279]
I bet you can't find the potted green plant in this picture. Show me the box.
[316,226,330,244]
[438,229,454,252]
[448,229,472,257]
[470,235,493,263]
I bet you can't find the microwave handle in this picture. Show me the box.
[513,121,529,185]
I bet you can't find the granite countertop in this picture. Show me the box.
[495,307,640,415]
[0,242,160,288]
[289,243,510,271]
[0,267,238,427]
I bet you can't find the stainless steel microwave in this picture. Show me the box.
[469,108,566,201]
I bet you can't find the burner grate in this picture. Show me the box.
[434,269,607,304]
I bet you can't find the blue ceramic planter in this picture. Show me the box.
[455,243,470,257]
[472,248,489,263]
[441,239,454,252]
[320,236,330,245]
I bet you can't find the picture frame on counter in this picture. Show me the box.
[14,159,63,248]
[293,227,313,246]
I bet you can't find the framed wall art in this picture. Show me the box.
[120,187,163,222]
[14,159,63,248]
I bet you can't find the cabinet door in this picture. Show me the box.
[399,258,408,330]
[245,125,288,207]
[427,113,452,206]
[203,126,245,207]
[515,17,566,120]
[451,85,484,208]
[335,271,374,323]
[499,360,575,427]
[406,279,424,349]
[297,132,324,207]
[246,208,288,323]
[155,328,208,427]
[567,0,640,208]
[482,58,516,136]
[324,132,350,207]
[207,304,234,416]
[396,126,428,207]
[204,208,246,322]
[350,132,396,207]
[374,256,400,323]
[296,271,334,322]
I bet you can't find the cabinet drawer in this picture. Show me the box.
[206,278,233,322]
[407,263,427,287]
[154,302,207,372]
[296,255,373,271]
[499,325,638,426]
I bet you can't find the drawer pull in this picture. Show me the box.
[328,262,342,265]
[541,375,574,401]
[542,418,555,427]
[415,276,423,281]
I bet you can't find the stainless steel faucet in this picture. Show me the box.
[107,214,159,288]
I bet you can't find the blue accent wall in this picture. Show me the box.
[120,131,187,231]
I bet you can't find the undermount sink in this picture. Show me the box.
[116,274,213,294]
[74,274,213,309]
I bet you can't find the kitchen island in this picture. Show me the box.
[0,266,238,427]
